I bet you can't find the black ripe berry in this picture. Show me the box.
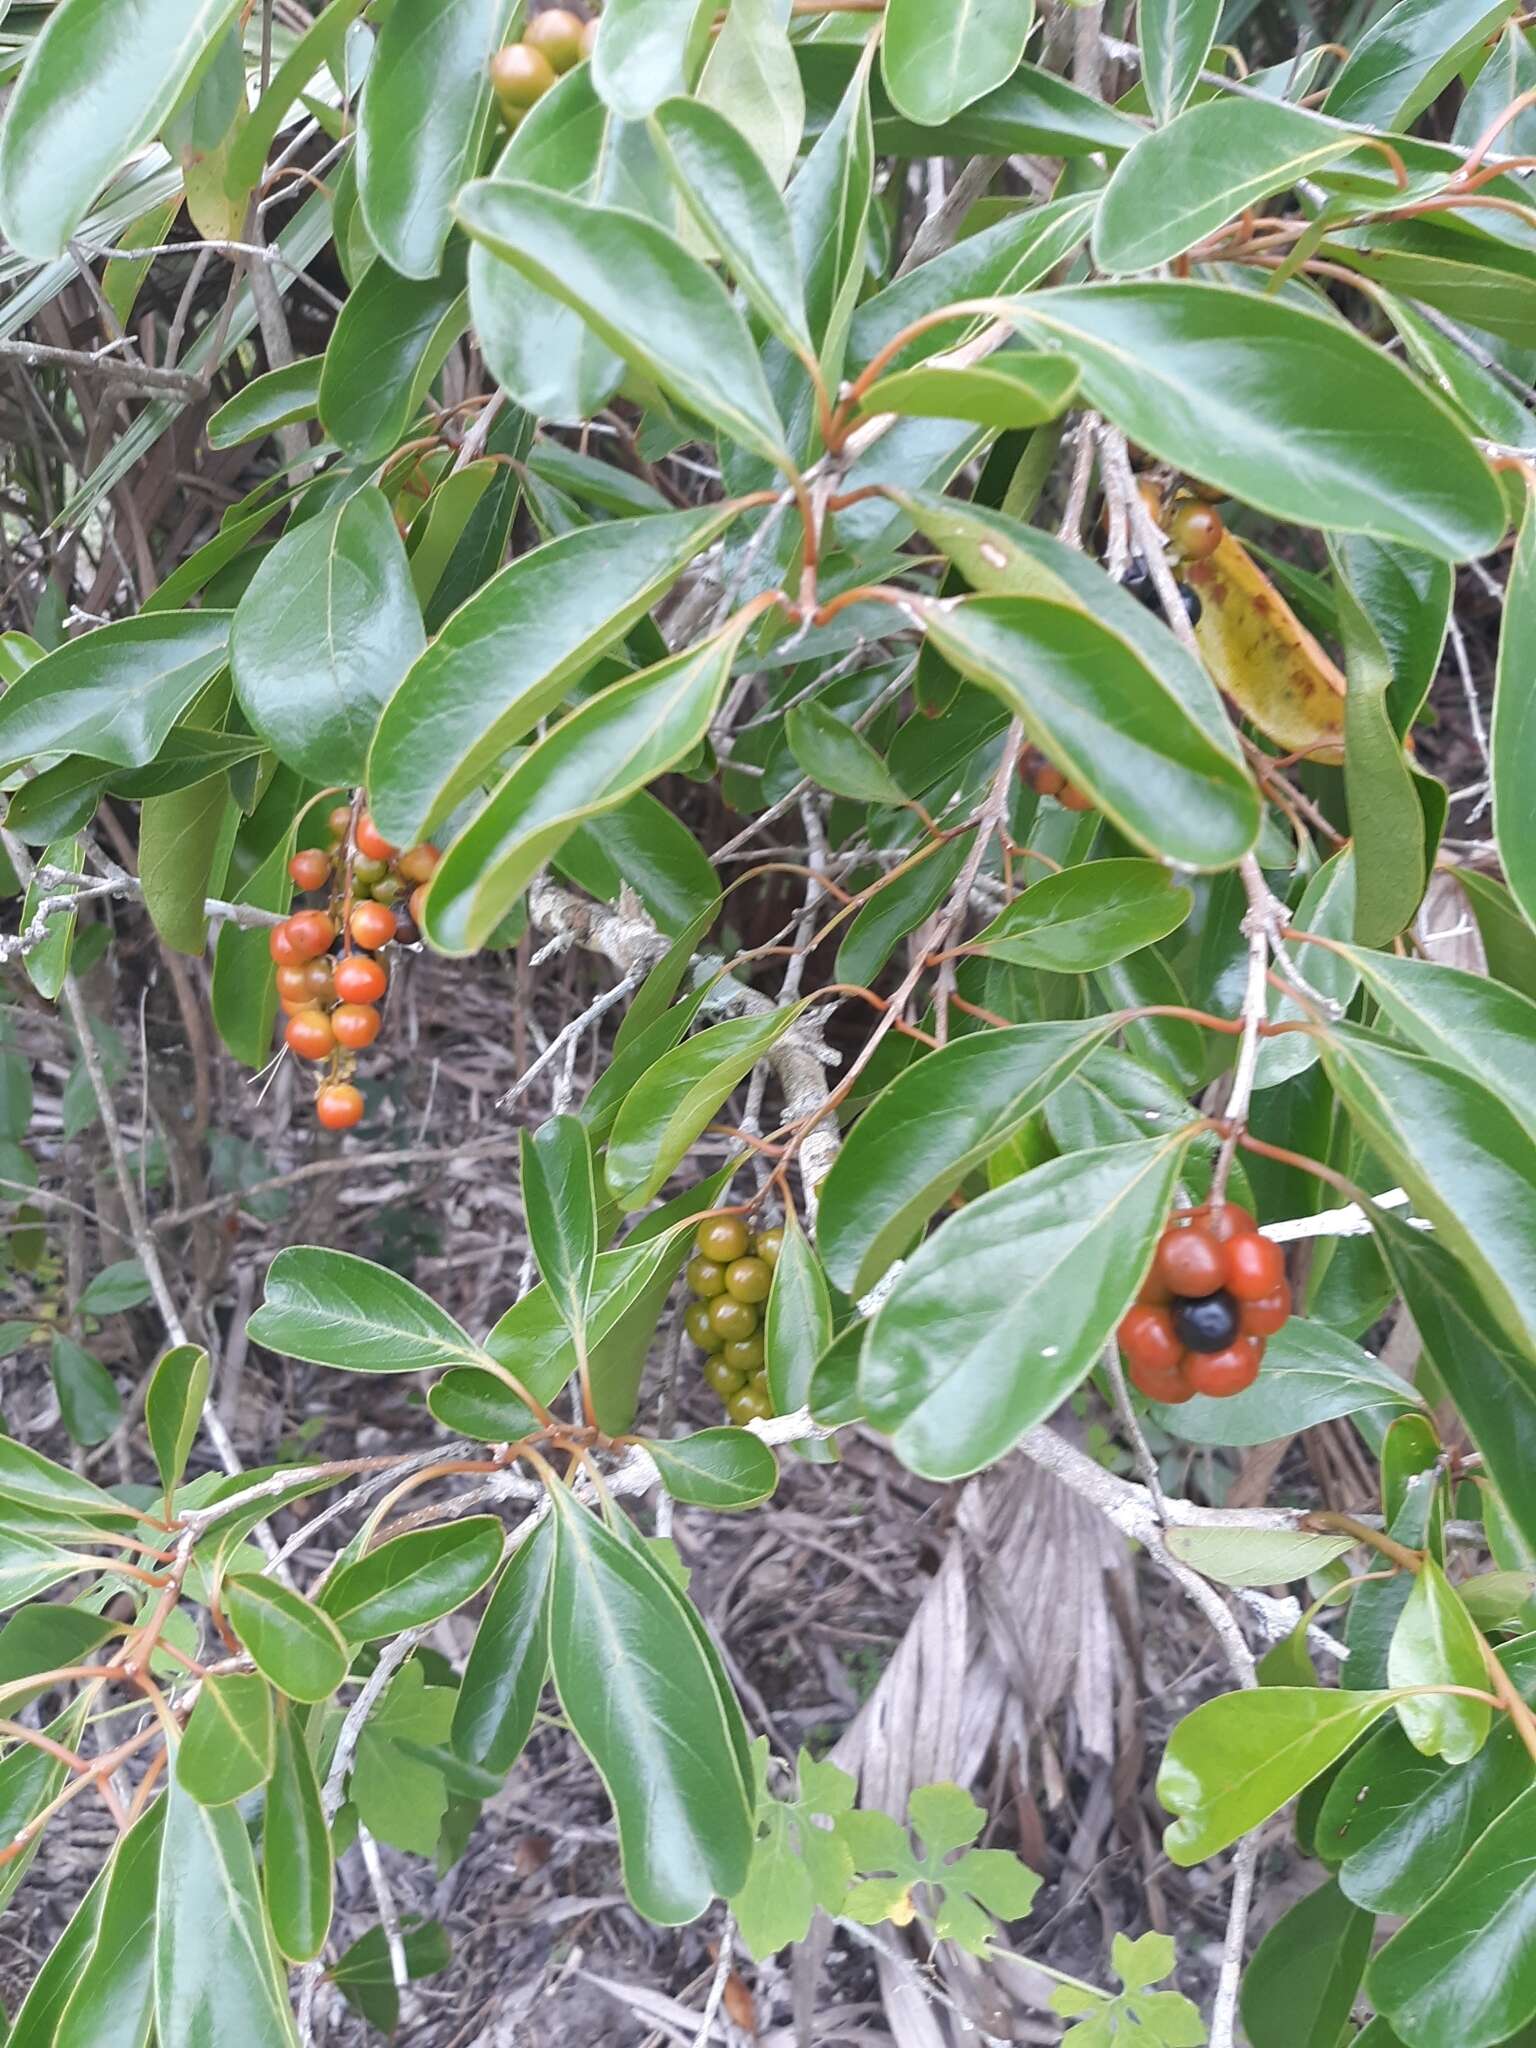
[1173,1290,1242,1354]
[1121,555,1202,626]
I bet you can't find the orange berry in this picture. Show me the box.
[326,804,354,841]
[276,964,312,1003]
[580,16,598,57]
[284,910,338,963]
[524,7,585,71]
[334,955,388,1004]
[349,900,397,951]
[332,1003,381,1050]
[288,847,332,893]
[1128,1354,1193,1404]
[302,957,336,1003]
[1059,783,1094,812]
[1169,501,1224,563]
[1241,1284,1292,1338]
[1185,1337,1263,1399]
[408,882,430,927]
[1119,1305,1183,1376]
[286,1009,337,1061]
[1224,1231,1286,1301]
[355,812,396,863]
[269,920,302,965]
[396,844,441,884]
[315,1082,365,1130]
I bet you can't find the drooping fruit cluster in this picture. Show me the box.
[270,804,440,1130]
[1118,1204,1290,1403]
[490,7,595,125]
[1017,741,1092,812]
[683,1217,783,1425]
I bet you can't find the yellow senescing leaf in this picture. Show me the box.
[1186,534,1346,761]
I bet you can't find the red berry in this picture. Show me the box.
[355,812,396,863]
[334,955,388,1004]
[1155,1224,1225,1297]
[396,844,441,884]
[1119,1305,1183,1375]
[349,900,397,951]
[1059,783,1094,812]
[332,1003,381,1050]
[284,910,338,963]
[1241,1284,1291,1338]
[1197,1201,1257,1245]
[269,920,302,965]
[286,1009,336,1061]
[1185,1337,1263,1399]
[408,882,430,928]
[1127,1354,1193,1404]
[1137,1268,1173,1307]
[315,1082,365,1130]
[288,848,331,893]
[1223,1231,1286,1301]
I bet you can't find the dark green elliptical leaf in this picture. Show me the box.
[247,1247,490,1375]
[356,0,513,280]
[861,1134,1191,1480]
[48,1796,166,2048]
[882,0,1034,127]
[545,1485,753,1924]
[1495,491,1536,933]
[222,1574,350,1705]
[144,1344,209,1501]
[264,1702,333,1963]
[0,614,231,776]
[818,1019,1115,1297]
[455,178,791,470]
[368,502,741,848]
[645,1429,779,1510]
[230,488,426,786]
[1239,1877,1373,2048]
[320,1518,503,1640]
[452,1513,553,1774]
[991,281,1506,562]
[156,1774,301,2047]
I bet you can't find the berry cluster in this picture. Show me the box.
[1118,1204,1290,1404]
[682,1217,783,1425]
[1018,741,1092,812]
[490,7,594,124]
[270,806,440,1130]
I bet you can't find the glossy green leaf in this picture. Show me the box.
[423,620,750,956]
[1164,1525,1356,1588]
[862,1135,1190,1480]
[1374,1208,1536,1557]
[976,861,1194,972]
[522,1114,598,1341]
[452,1513,553,1774]
[0,1434,137,1523]
[177,1671,276,1806]
[590,0,712,119]
[1368,1779,1536,2048]
[1495,494,1536,934]
[1326,1030,1536,1359]
[370,502,737,847]
[206,358,323,451]
[1159,1688,1402,1866]
[545,1485,753,1923]
[861,352,1079,429]
[0,614,231,775]
[1338,533,1452,736]
[1324,0,1516,127]
[1095,99,1367,273]
[1158,1313,1420,1444]
[766,1216,834,1418]
[0,0,240,260]
[1239,1878,1373,2048]
[817,1019,1114,1296]
[650,96,812,360]
[456,178,790,469]
[317,249,467,463]
[264,1702,333,1962]
[785,698,906,804]
[836,834,973,990]
[1388,1557,1492,1764]
[50,1333,121,1447]
[51,1796,165,2048]
[319,1516,503,1640]
[558,789,717,937]
[230,488,425,786]
[605,1004,803,1206]
[1335,548,1427,945]
[918,595,1257,869]
[248,1246,490,1375]
[156,1772,300,2047]
[1341,945,1536,1142]
[1138,0,1220,124]
[7,1851,108,2046]
[210,810,293,1070]
[330,1917,453,2034]
[645,1429,779,1510]
[1253,850,1356,1091]
[222,1574,349,1704]
[882,0,1033,126]
[19,836,82,1000]
[357,0,513,280]
[694,0,802,187]
[138,771,231,956]
[144,1344,209,1500]
[787,37,874,383]
[992,282,1505,562]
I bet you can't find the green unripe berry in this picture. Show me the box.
[490,40,557,108]
[703,1355,746,1398]
[686,1256,726,1299]
[727,1386,771,1425]
[721,1334,764,1373]
[696,1216,750,1264]
[753,1226,784,1267]
[724,1256,771,1304]
[525,7,585,72]
[684,1300,722,1351]
[707,1295,758,1342]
